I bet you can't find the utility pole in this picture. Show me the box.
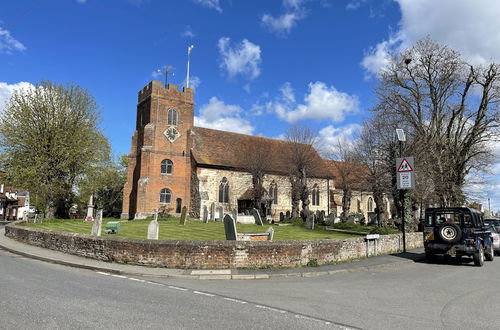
[396,129,407,253]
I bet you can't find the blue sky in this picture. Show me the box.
[1,0,499,212]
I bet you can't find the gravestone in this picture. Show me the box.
[266,227,274,241]
[203,205,208,223]
[319,210,325,224]
[306,214,315,230]
[251,208,263,226]
[218,206,224,222]
[210,203,216,221]
[279,212,284,222]
[286,211,291,219]
[91,209,103,236]
[85,194,94,222]
[231,209,237,222]
[223,214,237,240]
[179,206,187,225]
[147,213,159,240]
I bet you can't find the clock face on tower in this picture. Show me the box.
[164,127,180,143]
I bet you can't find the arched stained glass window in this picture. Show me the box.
[219,177,229,203]
[160,159,173,174]
[367,197,373,212]
[160,188,172,204]
[167,108,178,126]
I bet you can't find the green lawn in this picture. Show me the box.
[20,217,364,240]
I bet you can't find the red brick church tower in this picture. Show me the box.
[121,81,194,219]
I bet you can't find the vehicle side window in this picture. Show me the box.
[425,214,433,226]
[463,214,472,227]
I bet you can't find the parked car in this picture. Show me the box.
[485,223,500,255]
[423,207,494,266]
[484,218,500,233]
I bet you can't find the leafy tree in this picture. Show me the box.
[0,80,110,218]
[77,156,126,218]
[374,37,500,207]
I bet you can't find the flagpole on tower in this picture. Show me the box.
[186,45,194,88]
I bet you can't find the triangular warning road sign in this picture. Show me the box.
[397,158,413,172]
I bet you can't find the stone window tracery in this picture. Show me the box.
[161,159,173,174]
[167,108,178,126]
[219,177,229,203]
[269,181,278,205]
[160,188,172,204]
[312,184,320,206]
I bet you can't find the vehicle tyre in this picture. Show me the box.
[437,223,462,244]
[485,244,494,261]
[473,246,485,267]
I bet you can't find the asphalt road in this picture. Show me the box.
[1,249,500,330]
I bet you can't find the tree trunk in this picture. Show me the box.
[341,189,352,222]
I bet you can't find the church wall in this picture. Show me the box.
[196,167,330,220]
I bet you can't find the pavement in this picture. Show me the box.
[0,224,425,280]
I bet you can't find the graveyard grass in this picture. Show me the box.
[21,218,365,240]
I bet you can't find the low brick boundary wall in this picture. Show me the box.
[5,222,423,269]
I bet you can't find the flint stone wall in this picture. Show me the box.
[5,222,423,269]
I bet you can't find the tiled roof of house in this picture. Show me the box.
[323,159,371,191]
[190,127,334,178]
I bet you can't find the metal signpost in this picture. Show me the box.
[396,156,415,252]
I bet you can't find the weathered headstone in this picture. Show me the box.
[306,214,315,230]
[179,206,187,225]
[266,227,274,241]
[279,212,285,222]
[223,214,237,240]
[218,206,224,222]
[210,203,216,221]
[147,213,159,240]
[231,209,237,222]
[286,211,291,219]
[319,210,325,224]
[203,205,208,223]
[251,208,263,226]
[91,209,103,236]
[85,194,94,222]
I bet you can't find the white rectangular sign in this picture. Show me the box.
[399,172,412,189]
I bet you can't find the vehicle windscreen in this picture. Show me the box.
[485,219,500,226]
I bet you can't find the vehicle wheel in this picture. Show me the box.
[485,244,494,261]
[437,223,462,244]
[473,246,485,267]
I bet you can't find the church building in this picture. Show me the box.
[121,81,377,221]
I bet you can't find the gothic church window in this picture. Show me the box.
[167,108,178,126]
[219,177,229,203]
[160,188,172,204]
[312,184,320,206]
[269,181,278,205]
[161,159,173,174]
[367,197,373,212]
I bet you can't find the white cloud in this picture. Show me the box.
[181,25,196,38]
[193,0,222,13]
[218,37,262,80]
[0,27,26,55]
[362,0,500,77]
[261,0,306,36]
[273,81,359,123]
[0,81,34,113]
[361,35,402,79]
[317,123,362,153]
[194,97,254,134]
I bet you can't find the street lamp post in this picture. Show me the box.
[396,128,407,253]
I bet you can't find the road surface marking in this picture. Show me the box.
[223,297,247,304]
[168,285,188,291]
[193,291,215,297]
[111,274,127,279]
[96,271,110,276]
[128,278,146,282]
[255,305,286,313]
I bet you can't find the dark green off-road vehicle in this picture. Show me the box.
[423,207,494,266]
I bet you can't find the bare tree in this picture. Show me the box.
[239,141,269,216]
[328,139,366,222]
[375,37,500,207]
[285,125,319,220]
